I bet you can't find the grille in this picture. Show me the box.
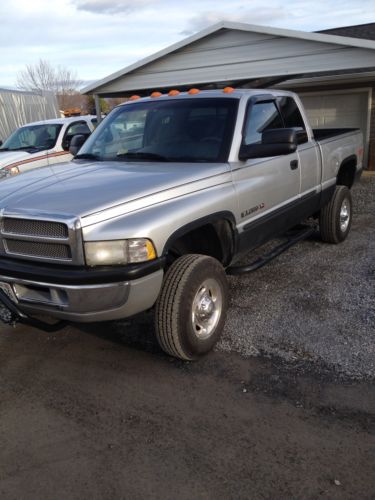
[4,239,71,260]
[3,218,68,238]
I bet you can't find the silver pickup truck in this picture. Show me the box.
[0,89,363,360]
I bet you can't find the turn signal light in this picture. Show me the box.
[188,88,200,94]
[168,89,180,96]
[223,87,234,93]
[129,95,140,100]
[150,91,162,98]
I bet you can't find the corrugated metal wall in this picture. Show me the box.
[0,89,59,141]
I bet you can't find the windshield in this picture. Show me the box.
[0,124,62,152]
[76,98,238,163]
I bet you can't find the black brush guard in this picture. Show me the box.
[0,289,67,332]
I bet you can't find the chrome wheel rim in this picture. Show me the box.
[191,278,223,340]
[340,198,350,232]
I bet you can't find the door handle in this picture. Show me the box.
[290,160,298,170]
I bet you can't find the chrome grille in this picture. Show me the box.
[4,240,71,260]
[3,218,68,238]
[0,215,83,265]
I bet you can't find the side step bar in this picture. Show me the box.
[0,289,67,332]
[226,225,316,276]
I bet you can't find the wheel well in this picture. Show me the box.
[337,155,357,188]
[165,219,235,266]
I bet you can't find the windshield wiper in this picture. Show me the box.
[74,153,101,161]
[116,152,170,162]
[167,156,212,162]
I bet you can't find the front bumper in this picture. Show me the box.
[0,258,165,323]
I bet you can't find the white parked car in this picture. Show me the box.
[0,116,97,179]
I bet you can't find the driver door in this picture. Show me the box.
[48,121,91,166]
[232,97,301,250]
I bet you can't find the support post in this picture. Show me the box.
[94,94,102,124]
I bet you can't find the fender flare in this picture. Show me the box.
[162,211,238,259]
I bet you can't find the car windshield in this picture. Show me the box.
[0,124,62,152]
[76,98,238,163]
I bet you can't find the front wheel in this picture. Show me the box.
[155,254,229,360]
[319,185,353,244]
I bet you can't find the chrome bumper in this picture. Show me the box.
[0,270,164,322]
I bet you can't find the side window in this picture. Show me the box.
[244,102,283,145]
[277,97,307,143]
[62,121,91,150]
[66,121,91,136]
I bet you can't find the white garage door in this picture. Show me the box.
[299,90,370,166]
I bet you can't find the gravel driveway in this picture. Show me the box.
[219,176,375,379]
[0,179,373,500]
[0,178,373,380]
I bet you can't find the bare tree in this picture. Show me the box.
[16,59,83,110]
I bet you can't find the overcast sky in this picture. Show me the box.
[1,0,374,89]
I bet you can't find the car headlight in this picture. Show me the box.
[84,239,156,266]
[1,166,20,178]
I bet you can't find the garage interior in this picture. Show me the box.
[82,21,375,169]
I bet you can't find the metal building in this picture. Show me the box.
[0,88,59,142]
[82,21,375,168]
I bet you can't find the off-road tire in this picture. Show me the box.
[319,185,352,244]
[155,254,228,360]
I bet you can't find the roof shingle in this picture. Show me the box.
[319,23,375,41]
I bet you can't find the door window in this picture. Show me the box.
[244,102,283,145]
[277,97,308,143]
[62,121,92,150]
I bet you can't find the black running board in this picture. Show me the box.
[0,289,67,332]
[226,226,315,275]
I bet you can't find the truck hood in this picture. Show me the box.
[0,150,31,168]
[0,160,230,221]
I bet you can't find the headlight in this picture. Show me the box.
[84,239,156,266]
[1,166,20,178]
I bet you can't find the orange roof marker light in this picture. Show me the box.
[150,91,162,98]
[188,88,200,95]
[129,95,141,100]
[168,89,180,96]
[223,87,235,93]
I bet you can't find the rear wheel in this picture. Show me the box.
[319,186,352,243]
[155,254,228,360]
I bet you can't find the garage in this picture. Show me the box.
[299,89,371,165]
[83,21,375,169]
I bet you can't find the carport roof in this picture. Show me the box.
[82,21,375,96]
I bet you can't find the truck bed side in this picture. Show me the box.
[314,129,363,186]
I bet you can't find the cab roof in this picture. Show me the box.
[19,115,96,127]
[119,88,296,106]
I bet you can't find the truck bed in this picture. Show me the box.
[313,128,359,141]
[313,127,363,184]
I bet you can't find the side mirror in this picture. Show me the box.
[239,128,298,160]
[295,128,308,144]
[69,134,87,156]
